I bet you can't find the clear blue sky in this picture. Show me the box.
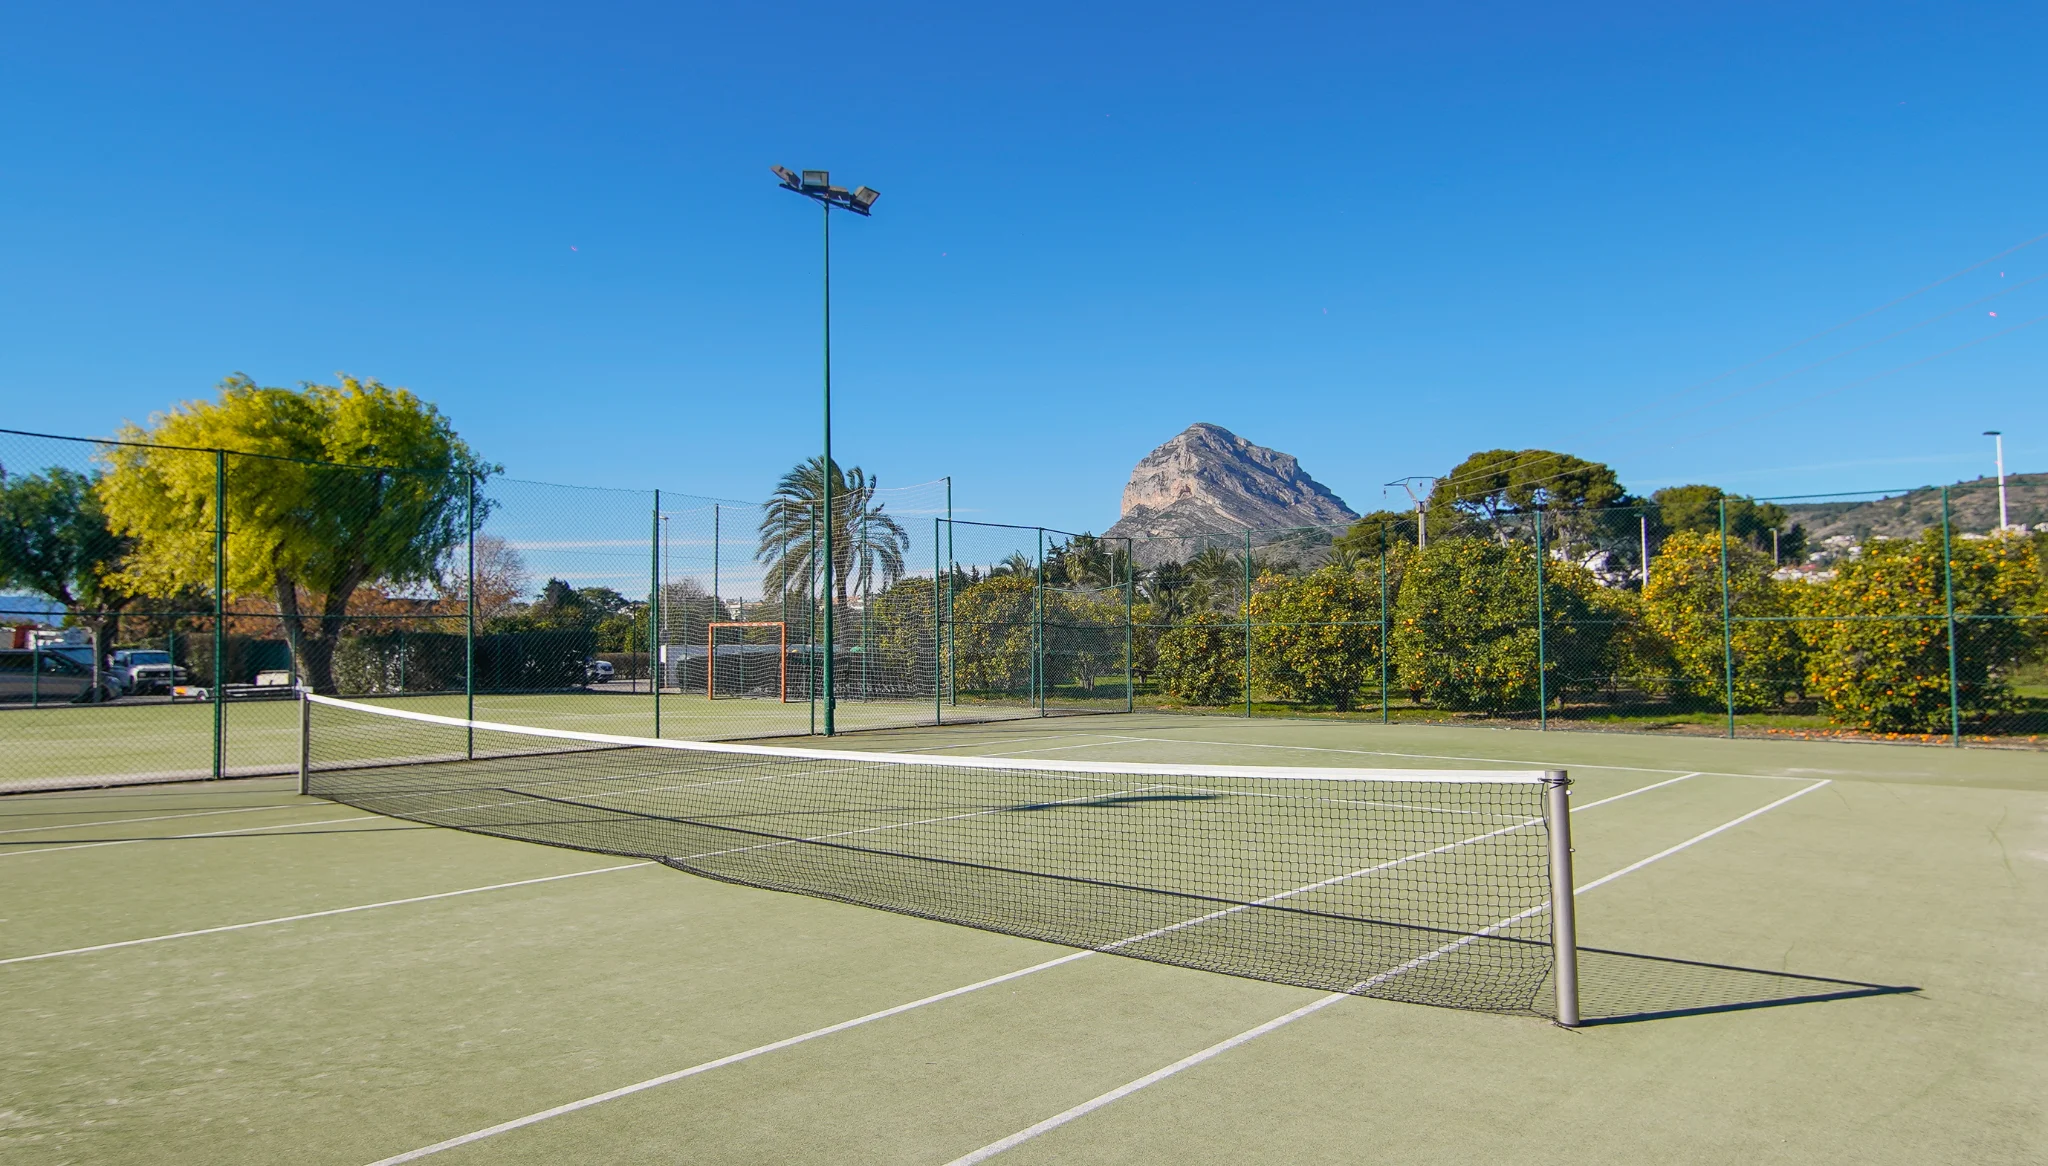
[3,1,2042,534]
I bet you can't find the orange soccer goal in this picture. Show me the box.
[707,621,789,702]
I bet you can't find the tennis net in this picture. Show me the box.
[302,694,1579,1018]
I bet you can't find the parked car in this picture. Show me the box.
[0,649,108,703]
[584,658,615,684]
[109,649,188,695]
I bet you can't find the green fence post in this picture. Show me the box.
[1941,486,1962,747]
[945,480,955,707]
[1534,508,1548,731]
[1036,528,1047,716]
[1243,530,1254,718]
[651,488,662,738]
[212,449,226,780]
[465,471,475,758]
[1379,546,1389,724]
[1124,537,1135,714]
[933,517,943,726]
[1718,498,1736,739]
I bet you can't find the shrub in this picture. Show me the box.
[1248,566,1382,710]
[1156,610,1242,705]
[1801,531,2046,732]
[1640,530,1803,711]
[1390,536,1606,714]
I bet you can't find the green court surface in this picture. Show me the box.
[3,714,2043,1164]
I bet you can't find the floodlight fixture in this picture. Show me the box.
[770,165,881,215]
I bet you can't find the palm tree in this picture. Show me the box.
[1142,560,1193,623]
[756,457,909,609]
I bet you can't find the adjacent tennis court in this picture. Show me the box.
[4,709,2043,1164]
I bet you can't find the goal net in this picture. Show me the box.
[709,621,789,702]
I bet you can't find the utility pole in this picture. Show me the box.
[1387,476,1436,550]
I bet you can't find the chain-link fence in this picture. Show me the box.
[1119,481,2048,746]
[7,422,2045,794]
[1,428,971,792]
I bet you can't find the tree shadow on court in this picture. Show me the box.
[1569,946,1917,1026]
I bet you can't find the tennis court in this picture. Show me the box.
[5,709,2043,1164]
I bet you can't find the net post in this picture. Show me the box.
[1544,769,1579,1027]
[297,690,310,796]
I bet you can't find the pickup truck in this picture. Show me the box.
[109,649,189,696]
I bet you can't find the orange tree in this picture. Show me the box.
[1248,565,1381,710]
[1389,536,1606,714]
[1801,530,2046,732]
[1155,610,1242,705]
[947,574,1035,695]
[1639,529,1803,711]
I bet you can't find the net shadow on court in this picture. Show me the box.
[1571,947,1917,1026]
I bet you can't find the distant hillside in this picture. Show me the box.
[1781,472,2048,541]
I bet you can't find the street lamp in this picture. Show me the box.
[773,165,880,735]
[1984,431,2009,533]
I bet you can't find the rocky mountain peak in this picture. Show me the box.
[1103,423,1357,548]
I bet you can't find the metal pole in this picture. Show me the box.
[1544,771,1580,1028]
[1534,508,1547,730]
[1378,548,1389,724]
[1243,530,1253,718]
[809,505,819,734]
[212,449,225,780]
[1718,499,1735,738]
[297,691,311,796]
[934,517,944,725]
[465,472,475,759]
[1124,537,1134,714]
[1991,432,2009,531]
[1639,513,1650,587]
[1942,486,1962,746]
[946,485,957,706]
[820,201,836,736]
[651,489,662,738]
[713,504,721,619]
[1036,527,1046,715]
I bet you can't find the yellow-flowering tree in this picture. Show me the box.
[97,375,490,693]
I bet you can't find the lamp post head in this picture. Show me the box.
[1984,430,2002,437]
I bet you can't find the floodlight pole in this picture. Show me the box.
[1985,431,2008,532]
[773,165,880,735]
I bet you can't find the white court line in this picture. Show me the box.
[0,862,654,966]
[0,802,316,836]
[941,777,1831,1165]
[360,952,1096,1166]
[1110,733,1822,781]
[356,771,1695,1165]
[0,814,384,859]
